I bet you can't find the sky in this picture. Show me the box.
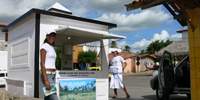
[0,0,184,53]
[59,79,96,90]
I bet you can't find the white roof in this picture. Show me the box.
[54,26,126,46]
[46,2,72,13]
[55,26,126,39]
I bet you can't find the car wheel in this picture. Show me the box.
[156,85,170,100]
[186,94,191,99]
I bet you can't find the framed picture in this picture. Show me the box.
[59,78,96,100]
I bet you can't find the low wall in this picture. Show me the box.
[0,88,42,100]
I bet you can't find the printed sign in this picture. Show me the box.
[59,78,96,100]
[43,84,57,96]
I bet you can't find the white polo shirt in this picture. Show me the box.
[40,43,57,69]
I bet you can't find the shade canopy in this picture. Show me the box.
[54,26,126,46]
[155,40,189,57]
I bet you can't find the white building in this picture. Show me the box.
[83,45,121,55]
[0,23,8,41]
[2,3,125,99]
[0,23,8,86]
[0,23,8,71]
[0,23,8,51]
[109,47,121,53]
[177,29,188,40]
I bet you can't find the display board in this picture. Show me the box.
[59,78,96,100]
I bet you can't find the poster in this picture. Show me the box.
[59,78,96,100]
[42,84,56,96]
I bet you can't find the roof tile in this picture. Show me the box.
[0,23,8,27]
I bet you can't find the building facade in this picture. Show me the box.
[0,23,8,71]
[109,51,156,73]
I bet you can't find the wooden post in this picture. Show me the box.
[187,8,200,100]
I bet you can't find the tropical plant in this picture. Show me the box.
[55,48,61,70]
[77,50,97,69]
[90,81,96,91]
[64,86,69,92]
[140,39,173,54]
[59,84,64,92]
[123,45,131,52]
[110,41,118,48]
[140,50,146,54]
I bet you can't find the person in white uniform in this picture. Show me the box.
[109,49,130,98]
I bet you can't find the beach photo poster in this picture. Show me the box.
[43,84,57,96]
[59,78,96,100]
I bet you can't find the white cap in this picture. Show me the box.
[46,29,56,35]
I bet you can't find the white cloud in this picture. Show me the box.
[131,39,151,53]
[0,0,133,23]
[0,0,56,23]
[0,0,172,29]
[170,33,182,41]
[68,0,131,15]
[111,30,182,53]
[167,19,173,25]
[117,41,127,49]
[62,0,89,16]
[152,30,170,41]
[96,6,171,33]
[130,30,182,53]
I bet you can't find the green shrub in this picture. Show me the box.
[77,50,97,64]
[55,48,61,70]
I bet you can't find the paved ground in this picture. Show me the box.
[109,71,190,100]
[0,71,189,100]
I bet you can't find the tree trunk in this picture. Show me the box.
[86,63,91,70]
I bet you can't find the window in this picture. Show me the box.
[0,73,5,77]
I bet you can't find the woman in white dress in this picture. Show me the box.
[110,50,130,98]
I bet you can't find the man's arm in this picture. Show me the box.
[122,62,127,70]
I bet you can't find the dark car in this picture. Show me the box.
[150,50,190,100]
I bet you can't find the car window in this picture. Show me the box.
[178,56,189,68]
[0,73,5,77]
[163,58,173,68]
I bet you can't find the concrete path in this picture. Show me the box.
[109,71,189,100]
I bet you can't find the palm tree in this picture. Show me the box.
[90,81,96,91]
[123,45,131,52]
[110,41,117,48]
[64,86,69,92]
[59,84,64,92]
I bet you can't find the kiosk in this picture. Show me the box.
[2,3,125,100]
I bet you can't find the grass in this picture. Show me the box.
[59,92,96,100]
